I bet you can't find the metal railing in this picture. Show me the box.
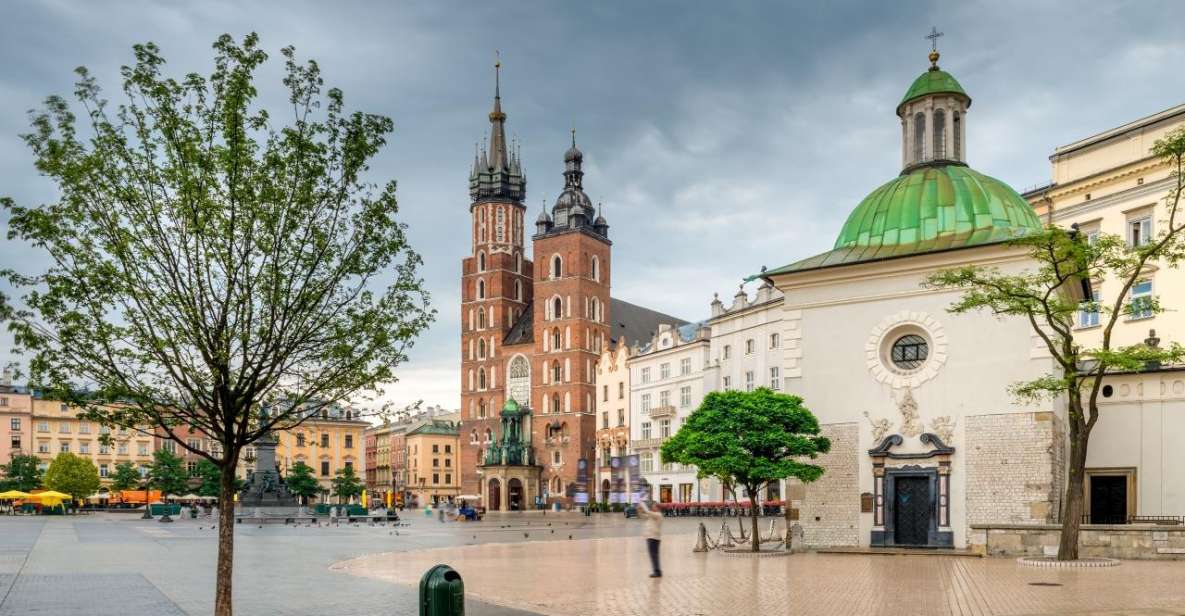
[1081,514,1183,525]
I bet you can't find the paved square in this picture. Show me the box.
[2,512,1184,615]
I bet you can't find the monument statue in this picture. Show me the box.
[238,410,299,515]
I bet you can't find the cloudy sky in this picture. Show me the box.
[2,1,1184,413]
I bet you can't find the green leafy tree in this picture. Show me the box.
[1,454,43,492]
[331,464,363,504]
[284,461,320,505]
[110,461,141,492]
[926,127,1185,560]
[0,33,432,614]
[661,388,831,551]
[194,459,223,498]
[148,449,189,496]
[43,452,101,505]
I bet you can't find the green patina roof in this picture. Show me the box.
[762,164,1043,277]
[500,398,525,416]
[407,419,458,436]
[898,68,968,112]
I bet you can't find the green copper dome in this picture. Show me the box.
[898,68,968,113]
[763,164,1043,276]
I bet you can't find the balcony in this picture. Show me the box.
[649,405,676,419]
[632,437,667,450]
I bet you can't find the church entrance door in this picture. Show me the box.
[488,479,501,512]
[893,476,931,546]
[1089,475,1128,524]
[508,478,523,511]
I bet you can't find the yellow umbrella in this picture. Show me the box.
[0,490,31,499]
[361,490,368,508]
[32,490,72,500]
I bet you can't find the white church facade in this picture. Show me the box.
[759,47,1075,549]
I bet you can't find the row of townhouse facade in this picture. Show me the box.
[591,280,798,506]
[0,376,367,502]
[364,409,462,508]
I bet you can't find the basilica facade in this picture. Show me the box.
[458,67,680,510]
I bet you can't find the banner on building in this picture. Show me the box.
[627,454,645,504]
[609,456,625,504]
[573,458,589,504]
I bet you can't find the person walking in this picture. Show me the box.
[638,495,663,578]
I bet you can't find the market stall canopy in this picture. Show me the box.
[0,490,31,499]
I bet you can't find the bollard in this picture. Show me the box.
[693,522,710,552]
[419,564,464,616]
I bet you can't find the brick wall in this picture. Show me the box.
[965,411,1060,525]
[800,422,860,547]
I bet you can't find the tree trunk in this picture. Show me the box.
[1058,428,1090,560]
[215,464,237,616]
[749,491,760,552]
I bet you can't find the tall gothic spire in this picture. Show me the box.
[469,53,526,204]
[488,54,509,171]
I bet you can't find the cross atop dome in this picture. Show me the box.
[926,26,944,69]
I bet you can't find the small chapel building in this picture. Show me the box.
[758,47,1062,548]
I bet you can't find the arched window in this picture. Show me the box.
[933,108,946,159]
[591,256,599,281]
[551,394,561,414]
[470,430,478,444]
[552,254,562,279]
[591,297,600,322]
[479,399,487,418]
[496,208,505,242]
[913,112,926,163]
[478,338,486,359]
[478,368,487,390]
[478,252,486,272]
[553,297,562,320]
[477,279,486,300]
[478,308,486,330]
[516,252,522,273]
[953,111,961,159]
[552,328,562,350]
[484,428,492,442]
[508,355,530,404]
[515,279,522,301]
[553,362,562,383]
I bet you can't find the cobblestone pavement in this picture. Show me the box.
[336,523,1185,616]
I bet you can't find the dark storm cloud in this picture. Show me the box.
[2,1,1184,409]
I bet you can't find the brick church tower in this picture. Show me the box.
[459,62,532,498]
[459,63,660,510]
[530,133,612,501]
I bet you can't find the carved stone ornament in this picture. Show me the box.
[896,387,923,438]
[929,415,956,444]
[863,410,893,444]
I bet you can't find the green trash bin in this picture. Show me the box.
[419,564,464,616]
